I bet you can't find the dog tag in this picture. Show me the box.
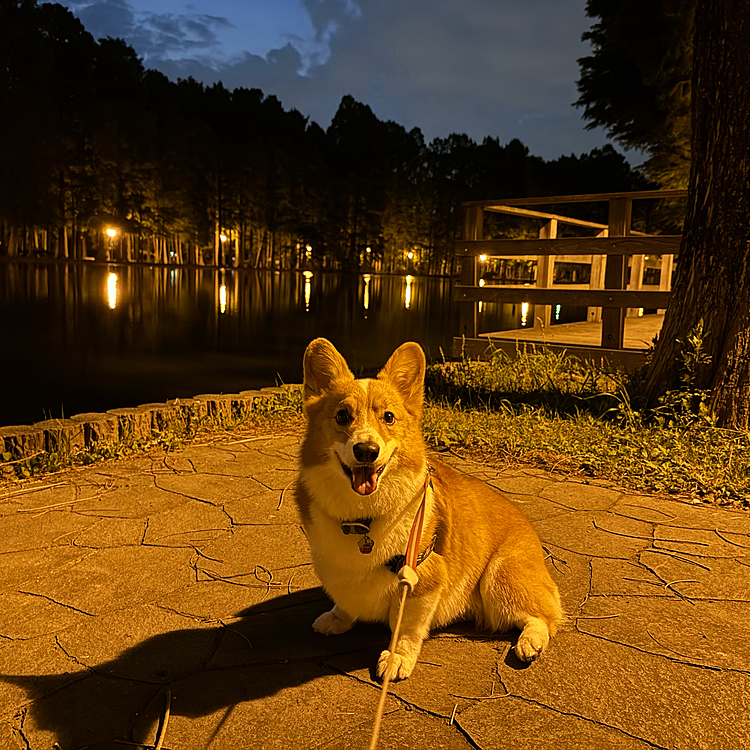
[358,535,374,554]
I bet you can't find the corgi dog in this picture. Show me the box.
[294,338,563,681]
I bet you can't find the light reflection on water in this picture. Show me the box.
[0,262,532,425]
[107,272,118,310]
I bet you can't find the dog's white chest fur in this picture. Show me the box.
[300,462,423,622]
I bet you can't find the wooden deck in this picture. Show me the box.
[481,312,664,350]
[454,313,665,369]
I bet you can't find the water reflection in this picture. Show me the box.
[107,272,118,310]
[363,273,371,313]
[0,262,538,426]
[521,301,529,327]
[303,270,313,312]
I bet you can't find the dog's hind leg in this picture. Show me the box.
[478,548,562,662]
[514,615,552,661]
[313,603,355,635]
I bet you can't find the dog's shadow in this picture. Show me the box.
[0,589,383,748]
[2,588,519,748]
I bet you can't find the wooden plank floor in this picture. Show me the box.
[481,312,664,350]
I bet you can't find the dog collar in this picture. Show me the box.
[385,532,437,573]
[340,465,436,563]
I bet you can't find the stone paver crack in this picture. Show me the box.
[13,708,31,750]
[714,528,750,548]
[54,635,94,672]
[17,590,96,617]
[575,629,745,674]
[151,477,221,506]
[591,518,657,542]
[477,693,669,750]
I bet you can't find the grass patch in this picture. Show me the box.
[424,346,750,508]
[4,346,749,509]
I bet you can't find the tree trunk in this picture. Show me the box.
[644,0,750,429]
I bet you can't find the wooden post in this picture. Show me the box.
[600,198,631,349]
[534,219,557,329]
[657,253,674,313]
[588,228,607,322]
[626,253,645,317]
[459,206,483,339]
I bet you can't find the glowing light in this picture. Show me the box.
[404,275,413,309]
[478,301,484,313]
[638,308,644,317]
[407,251,414,260]
[107,272,118,310]
[366,246,371,254]
[220,234,227,243]
[303,270,313,311]
[363,273,371,311]
[555,304,561,321]
[106,228,117,238]
[521,301,529,327]
[479,278,485,287]
[219,284,227,314]
[479,254,487,262]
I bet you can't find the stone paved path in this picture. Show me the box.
[1,431,749,749]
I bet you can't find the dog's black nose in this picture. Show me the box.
[353,441,380,463]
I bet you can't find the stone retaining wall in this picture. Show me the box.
[0,386,299,461]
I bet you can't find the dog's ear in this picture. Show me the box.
[303,338,354,401]
[378,342,426,414]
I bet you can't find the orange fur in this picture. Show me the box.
[294,338,563,680]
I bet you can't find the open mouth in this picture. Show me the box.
[339,459,387,496]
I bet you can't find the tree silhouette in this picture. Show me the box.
[576,0,694,187]
[0,1,647,269]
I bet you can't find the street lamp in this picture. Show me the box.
[105,227,117,261]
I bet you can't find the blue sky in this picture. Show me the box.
[53,0,618,161]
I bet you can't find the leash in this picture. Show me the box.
[368,466,433,750]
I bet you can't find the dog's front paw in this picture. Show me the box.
[376,649,418,681]
[313,608,354,636]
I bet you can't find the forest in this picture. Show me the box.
[0,0,650,274]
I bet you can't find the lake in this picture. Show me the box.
[1,261,541,426]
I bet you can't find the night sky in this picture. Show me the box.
[53,0,618,161]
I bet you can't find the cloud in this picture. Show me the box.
[56,0,613,160]
[58,1,233,62]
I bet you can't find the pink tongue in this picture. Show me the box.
[352,466,378,495]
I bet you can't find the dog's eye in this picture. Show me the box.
[335,409,351,425]
[383,411,395,425]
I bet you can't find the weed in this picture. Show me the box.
[424,345,750,507]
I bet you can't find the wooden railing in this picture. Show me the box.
[454,189,687,362]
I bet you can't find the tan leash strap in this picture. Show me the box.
[369,466,433,749]
[368,582,409,750]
